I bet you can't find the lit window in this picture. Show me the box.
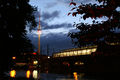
[63,52,66,56]
[78,50,81,55]
[69,52,73,56]
[74,51,77,55]
[80,62,84,65]
[82,50,86,55]
[92,48,97,52]
[86,49,91,54]
[66,52,69,56]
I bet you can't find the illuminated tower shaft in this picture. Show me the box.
[38,12,41,55]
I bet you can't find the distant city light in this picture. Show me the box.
[10,70,16,78]
[75,61,84,65]
[48,56,50,59]
[80,62,84,65]
[12,57,16,60]
[26,70,31,78]
[33,60,38,65]
[33,52,37,55]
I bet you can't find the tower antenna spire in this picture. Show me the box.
[38,9,41,55]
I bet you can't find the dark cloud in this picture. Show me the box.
[33,10,73,30]
[42,23,73,30]
[41,11,60,21]
[33,10,60,23]
[32,19,73,30]
[33,10,60,20]
[28,33,75,55]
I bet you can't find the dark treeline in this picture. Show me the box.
[68,0,120,47]
[0,0,37,73]
[68,0,120,75]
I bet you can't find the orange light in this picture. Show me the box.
[12,57,16,60]
[26,70,31,78]
[10,70,16,78]
[33,52,37,55]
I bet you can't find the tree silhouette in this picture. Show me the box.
[68,0,120,74]
[0,0,37,72]
[68,0,120,47]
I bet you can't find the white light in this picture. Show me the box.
[33,70,38,79]
[48,56,50,59]
[33,60,38,65]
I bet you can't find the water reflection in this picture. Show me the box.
[33,70,38,79]
[26,70,31,78]
[9,69,40,79]
[73,72,78,80]
[10,70,16,78]
[8,70,101,80]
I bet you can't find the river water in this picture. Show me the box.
[4,70,106,80]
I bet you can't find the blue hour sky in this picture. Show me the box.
[27,0,108,55]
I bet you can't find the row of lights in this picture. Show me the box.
[10,70,39,79]
[53,48,97,57]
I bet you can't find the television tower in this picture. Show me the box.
[38,11,42,55]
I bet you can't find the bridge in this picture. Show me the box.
[48,46,97,73]
[52,45,97,58]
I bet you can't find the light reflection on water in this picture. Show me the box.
[8,70,95,80]
[26,70,31,78]
[10,70,16,78]
[32,70,38,79]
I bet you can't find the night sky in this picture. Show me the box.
[27,0,108,55]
